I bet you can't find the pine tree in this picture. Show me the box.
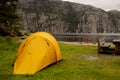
[0,0,20,27]
[0,0,22,36]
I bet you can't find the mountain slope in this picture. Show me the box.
[18,0,120,33]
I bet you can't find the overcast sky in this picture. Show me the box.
[62,0,120,11]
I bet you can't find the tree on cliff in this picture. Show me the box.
[0,0,21,36]
[0,0,20,26]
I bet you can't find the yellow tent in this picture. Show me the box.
[13,32,62,74]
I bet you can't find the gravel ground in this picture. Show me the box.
[59,41,97,46]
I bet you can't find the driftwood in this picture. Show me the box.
[98,38,115,54]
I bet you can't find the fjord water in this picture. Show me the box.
[53,33,120,43]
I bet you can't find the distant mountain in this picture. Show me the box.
[17,0,120,33]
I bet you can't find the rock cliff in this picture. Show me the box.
[18,0,120,33]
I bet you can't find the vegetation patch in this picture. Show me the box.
[0,38,120,80]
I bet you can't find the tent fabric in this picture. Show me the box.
[13,32,62,74]
[34,32,62,61]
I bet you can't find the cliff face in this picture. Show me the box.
[18,0,120,33]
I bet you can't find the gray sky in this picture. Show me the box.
[62,0,120,11]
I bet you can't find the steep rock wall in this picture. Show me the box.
[18,0,120,33]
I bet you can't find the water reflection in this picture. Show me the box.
[53,33,120,43]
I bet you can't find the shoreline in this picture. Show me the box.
[59,41,97,46]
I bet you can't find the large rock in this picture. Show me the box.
[18,0,120,33]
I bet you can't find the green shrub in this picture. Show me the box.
[0,35,5,42]
[5,36,12,42]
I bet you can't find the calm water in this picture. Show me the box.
[53,33,120,43]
